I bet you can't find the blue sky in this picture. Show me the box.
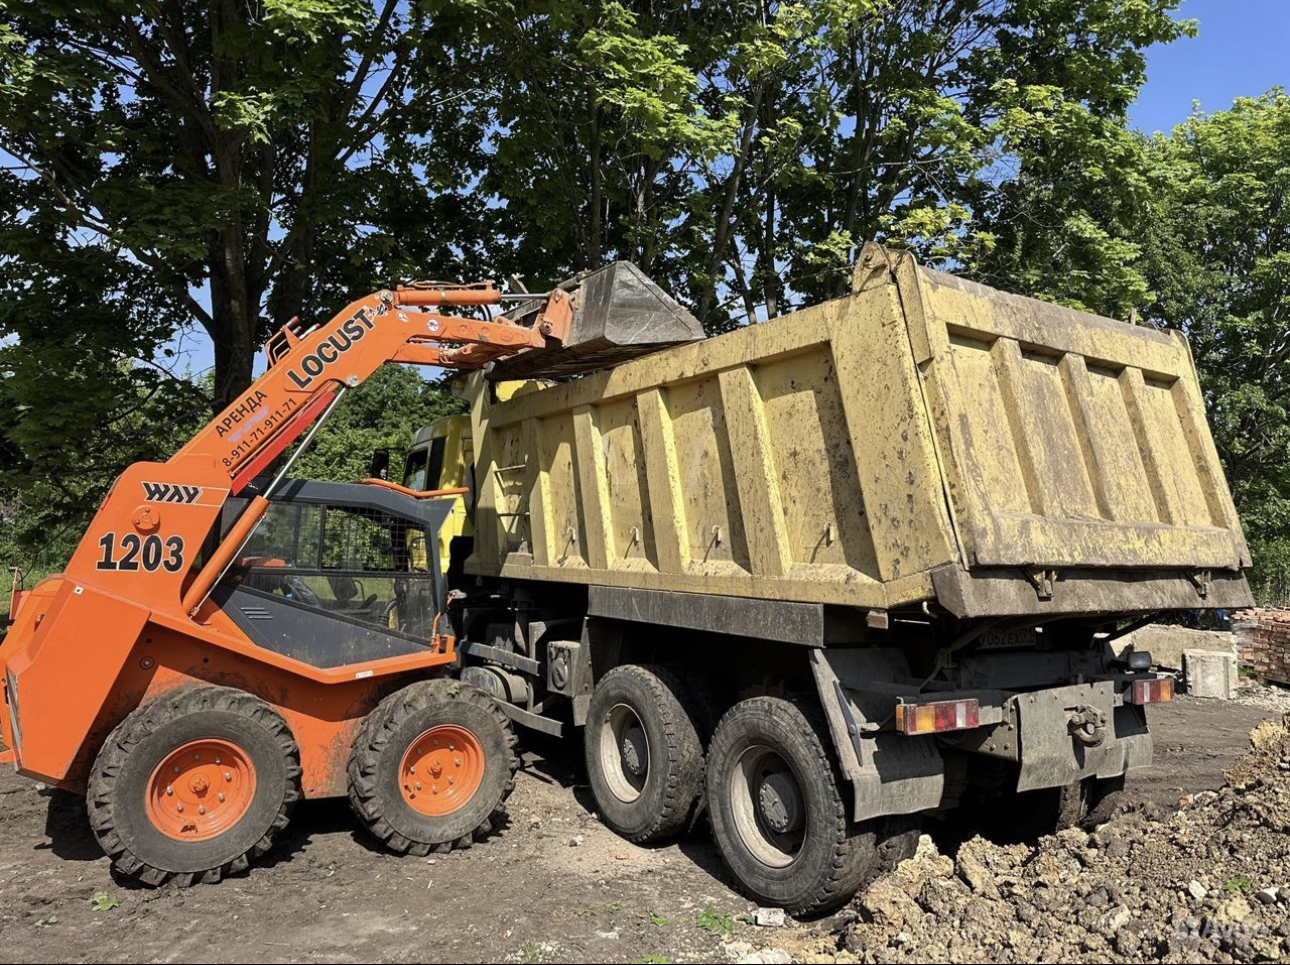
[1130,0,1289,134]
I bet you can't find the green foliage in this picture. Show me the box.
[418,0,1190,329]
[89,891,121,911]
[1222,876,1254,893]
[1139,90,1290,600]
[290,367,464,484]
[1249,538,1290,608]
[0,0,484,409]
[695,906,736,937]
[643,911,669,927]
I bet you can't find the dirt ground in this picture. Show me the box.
[0,692,1284,965]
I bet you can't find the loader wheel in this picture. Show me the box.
[706,696,893,916]
[348,679,517,855]
[87,687,300,887]
[584,664,708,843]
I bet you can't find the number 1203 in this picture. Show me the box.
[96,533,185,573]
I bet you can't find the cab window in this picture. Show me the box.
[403,448,429,491]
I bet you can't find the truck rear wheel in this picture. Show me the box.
[348,679,517,855]
[966,772,1127,842]
[87,686,301,887]
[706,695,892,916]
[584,664,708,843]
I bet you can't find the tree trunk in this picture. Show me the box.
[207,231,258,411]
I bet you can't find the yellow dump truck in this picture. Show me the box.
[427,244,1250,914]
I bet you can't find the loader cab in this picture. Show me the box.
[212,480,455,669]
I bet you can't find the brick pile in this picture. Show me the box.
[1233,607,1290,685]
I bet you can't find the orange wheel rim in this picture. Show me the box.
[146,739,256,842]
[399,724,485,816]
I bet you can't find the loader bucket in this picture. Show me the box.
[489,261,704,379]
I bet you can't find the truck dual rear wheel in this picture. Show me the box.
[986,773,1127,841]
[584,664,708,843]
[706,696,909,916]
[348,679,517,855]
[87,686,301,887]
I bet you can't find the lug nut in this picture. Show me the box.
[198,806,205,815]
[218,793,225,802]
[176,803,184,812]
[224,772,232,781]
[166,786,173,796]
[415,782,423,790]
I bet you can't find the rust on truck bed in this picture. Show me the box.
[466,243,1251,618]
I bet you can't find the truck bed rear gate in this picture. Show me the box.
[894,253,1249,576]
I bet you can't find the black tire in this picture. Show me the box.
[706,695,889,916]
[584,664,708,843]
[1085,774,1126,826]
[978,773,1124,841]
[348,679,517,855]
[86,686,300,887]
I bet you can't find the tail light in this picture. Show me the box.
[1130,677,1174,705]
[895,698,980,736]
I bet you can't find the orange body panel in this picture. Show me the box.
[0,281,568,799]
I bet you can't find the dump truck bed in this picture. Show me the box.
[466,244,1251,617]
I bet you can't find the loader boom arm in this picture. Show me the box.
[175,283,572,492]
[7,280,572,628]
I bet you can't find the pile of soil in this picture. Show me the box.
[803,714,1290,964]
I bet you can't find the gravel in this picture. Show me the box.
[795,713,1290,964]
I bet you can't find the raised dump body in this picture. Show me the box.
[466,243,1251,619]
[433,245,1251,916]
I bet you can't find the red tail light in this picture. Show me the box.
[895,698,980,736]
[1130,677,1174,705]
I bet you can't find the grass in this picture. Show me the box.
[1223,875,1254,893]
[572,901,622,918]
[644,911,670,926]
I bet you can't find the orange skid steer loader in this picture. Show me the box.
[0,278,595,885]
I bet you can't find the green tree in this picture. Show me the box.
[0,0,483,409]
[291,365,465,483]
[1140,89,1290,601]
[423,0,1190,330]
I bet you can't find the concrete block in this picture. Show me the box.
[1116,624,1235,671]
[1183,649,1238,699]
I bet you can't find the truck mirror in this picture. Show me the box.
[369,448,391,480]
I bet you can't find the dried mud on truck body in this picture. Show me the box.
[448,242,1252,913]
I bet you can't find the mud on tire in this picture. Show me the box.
[87,686,301,887]
[706,695,905,916]
[584,664,709,844]
[347,678,517,856]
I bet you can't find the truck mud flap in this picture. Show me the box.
[810,649,946,823]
